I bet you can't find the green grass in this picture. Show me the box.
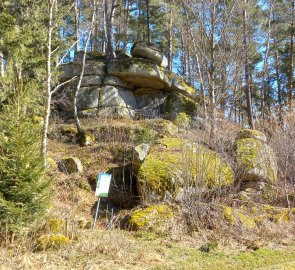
[154,245,295,270]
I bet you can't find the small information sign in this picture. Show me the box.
[95,173,112,197]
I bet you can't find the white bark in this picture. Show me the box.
[0,51,4,77]
[42,0,77,167]
[73,0,97,133]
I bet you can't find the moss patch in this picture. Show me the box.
[49,219,65,233]
[128,204,173,231]
[237,129,267,142]
[37,234,70,250]
[236,137,277,182]
[138,138,234,199]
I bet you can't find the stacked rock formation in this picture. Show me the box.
[58,42,197,119]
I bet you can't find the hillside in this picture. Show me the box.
[1,1,295,269]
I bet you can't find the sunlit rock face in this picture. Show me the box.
[58,43,198,119]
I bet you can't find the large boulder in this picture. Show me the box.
[107,58,171,90]
[77,87,100,110]
[103,76,134,89]
[137,138,234,201]
[74,59,106,76]
[236,129,278,184]
[98,86,138,119]
[131,42,168,68]
[80,75,103,87]
[171,76,196,96]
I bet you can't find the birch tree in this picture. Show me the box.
[42,0,77,166]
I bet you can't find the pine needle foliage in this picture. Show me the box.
[0,85,50,233]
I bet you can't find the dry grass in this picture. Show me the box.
[2,115,295,269]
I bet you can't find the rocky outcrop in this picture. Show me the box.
[58,43,198,119]
[107,58,171,89]
[236,129,278,185]
[131,42,168,68]
[137,138,234,201]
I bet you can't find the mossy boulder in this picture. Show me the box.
[128,204,173,230]
[46,157,58,169]
[223,207,257,229]
[145,119,178,139]
[171,76,196,96]
[237,129,267,142]
[131,42,168,68]
[137,138,234,200]
[77,131,95,146]
[236,130,277,183]
[59,157,83,174]
[37,234,70,250]
[163,92,198,120]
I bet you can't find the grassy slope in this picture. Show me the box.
[1,229,295,269]
[2,119,292,269]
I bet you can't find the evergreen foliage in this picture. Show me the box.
[0,94,50,232]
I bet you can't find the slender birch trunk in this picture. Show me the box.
[74,0,97,134]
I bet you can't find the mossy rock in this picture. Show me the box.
[223,207,236,224]
[37,234,70,250]
[59,157,83,174]
[236,136,278,183]
[49,219,65,233]
[145,119,178,139]
[128,204,173,231]
[237,212,257,229]
[77,218,91,229]
[223,207,257,229]
[61,126,77,135]
[138,138,234,200]
[77,131,95,146]
[163,92,197,120]
[261,205,291,223]
[237,129,267,142]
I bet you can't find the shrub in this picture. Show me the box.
[136,127,155,144]
[174,112,190,129]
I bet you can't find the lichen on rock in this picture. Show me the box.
[137,138,234,200]
[236,130,277,183]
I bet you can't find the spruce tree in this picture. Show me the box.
[0,0,50,233]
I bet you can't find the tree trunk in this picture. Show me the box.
[0,51,4,77]
[261,2,272,121]
[104,0,117,59]
[287,0,294,111]
[42,0,55,167]
[167,1,173,71]
[146,0,151,43]
[243,0,254,129]
[74,1,96,134]
[74,0,79,54]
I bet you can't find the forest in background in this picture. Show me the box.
[0,0,294,235]
[0,0,294,128]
